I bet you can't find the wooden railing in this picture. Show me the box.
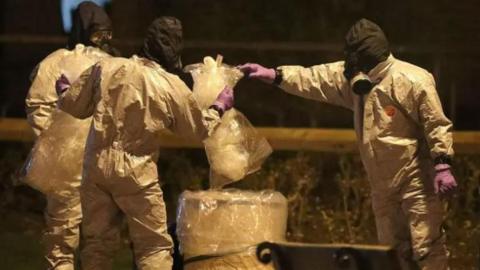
[1,118,479,154]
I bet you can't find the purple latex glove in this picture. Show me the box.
[55,74,71,95]
[434,164,457,194]
[211,86,234,116]
[238,63,276,84]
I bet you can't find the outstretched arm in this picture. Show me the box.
[152,73,232,142]
[239,61,353,109]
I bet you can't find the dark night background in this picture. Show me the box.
[0,1,479,269]
[1,0,480,129]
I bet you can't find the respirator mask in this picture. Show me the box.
[350,72,373,95]
[344,52,374,95]
[343,19,391,95]
[90,29,113,47]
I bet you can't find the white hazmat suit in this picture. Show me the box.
[278,54,453,269]
[58,55,221,270]
[25,44,110,270]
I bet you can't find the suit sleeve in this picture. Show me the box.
[416,75,454,159]
[278,61,353,110]
[25,51,65,136]
[153,73,221,142]
[58,64,100,119]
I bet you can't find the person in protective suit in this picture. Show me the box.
[139,17,188,270]
[68,1,121,57]
[25,2,117,269]
[138,16,194,90]
[55,16,234,270]
[239,19,456,269]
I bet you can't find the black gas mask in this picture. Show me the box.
[140,17,184,73]
[349,72,373,95]
[343,19,390,95]
[68,1,113,49]
[89,28,113,47]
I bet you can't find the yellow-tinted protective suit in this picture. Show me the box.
[25,44,110,270]
[278,55,453,270]
[58,55,220,270]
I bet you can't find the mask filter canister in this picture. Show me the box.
[350,72,373,95]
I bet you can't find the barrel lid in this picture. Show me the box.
[179,189,287,206]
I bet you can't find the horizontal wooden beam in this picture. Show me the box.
[0,118,34,142]
[0,118,478,154]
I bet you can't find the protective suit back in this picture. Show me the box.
[58,55,227,269]
[186,56,273,188]
[23,45,109,199]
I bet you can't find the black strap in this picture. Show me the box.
[183,245,255,265]
[273,69,283,85]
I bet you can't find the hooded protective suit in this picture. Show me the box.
[58,55,221,270]
[25,3,113,269]
[139,17,184,74]
[276,19,452,269]
[26,44,110,270]
[68,1,120,56]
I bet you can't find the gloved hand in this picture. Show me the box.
[238,63,276,84]
[434,164,457,194]
[211,86,234,116]
[55,74,71,95]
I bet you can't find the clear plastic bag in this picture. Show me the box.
[22,112,90,198]
[185,55,244,110]
[185,56,272,188]
[176,189,288,260]
[22,51,99,199]
[204,110,272,187]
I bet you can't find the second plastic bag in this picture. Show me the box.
[204,109,272,187]
[22,47,105,199]
[186,56,272,188]
[22,112,90,198]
